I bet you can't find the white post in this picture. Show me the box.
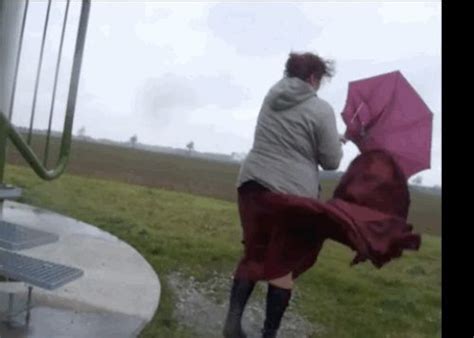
[0,0,24,219]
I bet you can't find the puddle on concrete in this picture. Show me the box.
[0,291,145,338]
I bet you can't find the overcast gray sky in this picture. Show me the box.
[14,1,441,186]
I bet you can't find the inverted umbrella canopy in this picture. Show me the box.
[341,71,433,179]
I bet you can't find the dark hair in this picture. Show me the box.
[284,52,335,82]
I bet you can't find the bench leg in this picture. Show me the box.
[6,292,14,324]
[2,286,34,326]
[25,286,32,324]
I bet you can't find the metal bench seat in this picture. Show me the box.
[0,249,83,290]
[0,249,83,326]
[0,220,59,251]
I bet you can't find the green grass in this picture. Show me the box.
[5,163,441,338]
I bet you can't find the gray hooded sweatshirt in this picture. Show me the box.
[237,77,343,199]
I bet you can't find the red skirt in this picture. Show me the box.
[234,150,421,282]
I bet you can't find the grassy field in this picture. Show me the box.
[7,136,441,235]
[4,137,441,337]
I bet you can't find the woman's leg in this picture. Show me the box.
[223,276,256,338]
[268,272,293,290]
[224,183,264,337]
[262,273,293,338]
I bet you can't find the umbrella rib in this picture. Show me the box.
[358,134,429,161]
[366,114,432,136]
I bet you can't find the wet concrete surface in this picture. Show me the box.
[0,306,144,338]
[0,201,160,337]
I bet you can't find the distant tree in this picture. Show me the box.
[77,126,86,138]
[186,141,194,154]
[413,176,423,185]
[130,134,138,148]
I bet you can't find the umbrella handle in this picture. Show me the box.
[350,103,365,124]
[349,103,367,139]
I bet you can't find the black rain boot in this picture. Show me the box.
[261,284,292,338]
[223,278,256,338]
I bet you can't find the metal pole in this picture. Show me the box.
[44,0,71,167]
[58,0,91,165]
[27,0,52,145]
[0,0,24,215]
[7,0,29,121]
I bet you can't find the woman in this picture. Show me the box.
[223,52,345,338]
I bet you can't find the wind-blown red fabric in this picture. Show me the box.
[234,150,421,281]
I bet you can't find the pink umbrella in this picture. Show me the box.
[341,71,433,179]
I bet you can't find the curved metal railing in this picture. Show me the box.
[0,0,90,183]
